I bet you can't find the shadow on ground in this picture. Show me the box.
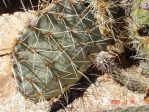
[49,45,138,112]
[49,66,102,112]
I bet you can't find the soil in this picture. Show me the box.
[0,2,148,112]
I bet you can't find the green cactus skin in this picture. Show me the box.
[112,70,148,93]
[91,0,127,40]
[91,0,113,37]
[103,106,149,112]
[129,0,149,79]
[112,71,128,86]
[12,0,104,103]
[129,0,149,58]
[131,0,149,26]
[139,62,149,78]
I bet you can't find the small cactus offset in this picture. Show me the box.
[88,0,149,95]
[93,51,116,73]
[0,0,149,111]
[12,0,104,103]
[91,0,128,68]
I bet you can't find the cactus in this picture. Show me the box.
[112,70,148,93]
[0,0,148,109]
[0,0,45,14]
[103,105,149,112]
[139,62,149,78]
[1,0,11,8]
[12,0,105,103]
[91,0,149,94]
[91,0,128,70]
[93,51,116,73]
[129,0,149,59]
[91,0,116,37]
[91,0,127,40]
[129,0,149,78]
[131,0,149,26]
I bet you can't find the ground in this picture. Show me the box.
[0,10,148,112]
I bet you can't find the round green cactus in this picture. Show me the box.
[12,0,104,103]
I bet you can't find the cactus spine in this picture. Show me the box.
[13,0,105,103]
[130,0,149,59]
[129,0,149,78]
[92,0,149,95]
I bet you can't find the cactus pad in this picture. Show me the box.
[13,0,103,102]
